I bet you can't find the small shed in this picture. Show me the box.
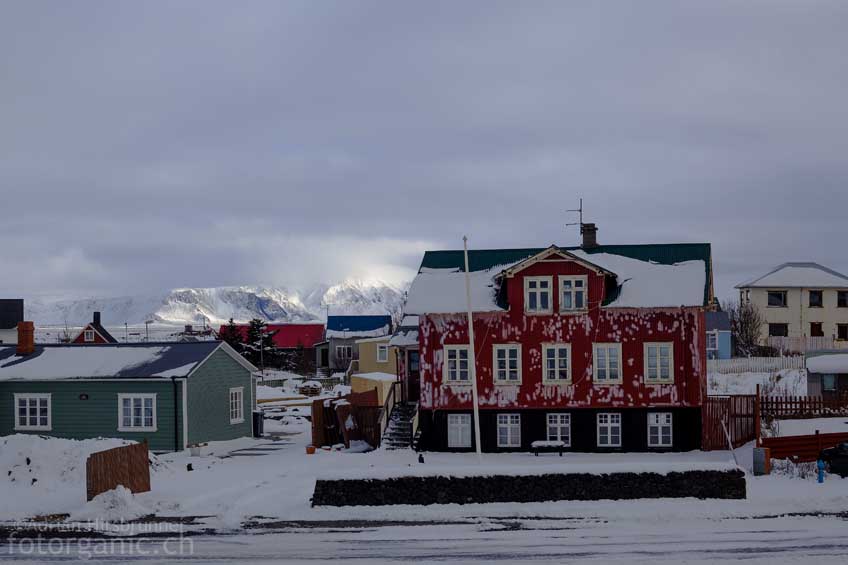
[806,351,848,399]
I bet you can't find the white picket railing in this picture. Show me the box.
[767,336,848,354]
[707,356,805,375]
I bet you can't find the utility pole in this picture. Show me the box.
[463,236,483,458]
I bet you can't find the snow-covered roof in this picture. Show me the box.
[353,372,398,382]
[404,247,708,314]
[388,315,420,347]
[806,353,848,374]
[0,342,232,381]
[737,262,848,289]
[325,315,392,339]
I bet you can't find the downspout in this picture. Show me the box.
[171,376,179,452]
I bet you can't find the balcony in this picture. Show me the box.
[767,336,848,354]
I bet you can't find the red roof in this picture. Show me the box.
[219,323,325,349]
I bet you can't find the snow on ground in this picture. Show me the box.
[4,416,848,534]
[708,369,806,396]
[774,417,848,437]
[0,435,137,520]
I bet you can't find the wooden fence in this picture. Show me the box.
[761,431,848,462]
[702,395,757,450]
[86,441,151,501]
[706,356,805,375]
[311,388,381,448]
[758,395,848,419]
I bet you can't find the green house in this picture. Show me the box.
[0,341,258,452]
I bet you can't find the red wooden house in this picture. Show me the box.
[396,226,713,452]
[71,312,119,344]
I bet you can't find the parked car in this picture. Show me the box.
[819,442,848,478]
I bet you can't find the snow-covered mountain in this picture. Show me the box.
[25,280,407,327]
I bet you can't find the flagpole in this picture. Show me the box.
[463,236,483,458]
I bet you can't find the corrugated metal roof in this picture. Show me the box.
[326,315,392,333]
[0,299,23,330]
[705,311,731,332]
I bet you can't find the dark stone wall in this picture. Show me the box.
[417,408,702,452]
[312,469,746,506]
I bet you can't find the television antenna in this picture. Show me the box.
[566,198,584,232]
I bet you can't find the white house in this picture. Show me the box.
[736,263,848,350]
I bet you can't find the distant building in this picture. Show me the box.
[736,262,848,351]
[0,299,24,345]
[315,315,393,374]
[220,322,325,374]
[71,312,119,344]
[705,311,731,359]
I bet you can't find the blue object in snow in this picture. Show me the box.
[817,459,826,483]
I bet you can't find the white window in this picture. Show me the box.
[492,344,521,384]
[84,329,95,342]
[229,387,244,424]
[542,343,571,384]
[335,345,352,361]
[524,276,553,313]
[497,413,521,447]
[447,413,472,448]
[547,413,571,445]
[597,413,622,447]
[118,394,157,432]
[376,344,389,363]
[644,342,674,384]
[648,412,673,447]
[443,345,470,384]
[559,275,587,311]
[14,394,51,431]
[593,343,622,384]
[706,332,718,352]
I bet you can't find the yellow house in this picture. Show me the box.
[355,335,398,375]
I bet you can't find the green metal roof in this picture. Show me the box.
[419,243,713,306]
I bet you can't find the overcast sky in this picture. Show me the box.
[2,1,847,302]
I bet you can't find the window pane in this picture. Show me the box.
[575,291,584,309]
[562,293,572,309]
[540,292,549,310]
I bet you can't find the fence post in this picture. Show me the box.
[755,386,761,447]
[816,429,821,455]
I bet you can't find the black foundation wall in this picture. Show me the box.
[312,469,746,506]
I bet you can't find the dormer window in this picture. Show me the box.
[559,276,587,312]
[524,276,552,314]
[84,330,95,342]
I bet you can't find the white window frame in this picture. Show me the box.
[546,413,571,446]
[229,387,245,424]
[559,275,588,312]
[706,331,718,352]
[497,413,521,448]
[492,344,522,385]
[335,345,352,361]
[443,345,471,385]
[597,412,622,447]
[644,342,674,384]
[376,344,389,363]
[524,276,553,314]
[117,393,157,432]
[647,412,673,447]
[13,393,52,431]
[447,413,472,448]
[84,329,95,342]
[542,343,571,384]
[593,343,623,384]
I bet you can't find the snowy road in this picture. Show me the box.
[3,514,846,563]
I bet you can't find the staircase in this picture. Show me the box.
[382,402,417,450]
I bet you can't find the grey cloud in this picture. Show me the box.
[2,1,847,300]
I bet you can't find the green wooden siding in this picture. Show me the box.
[186,348,254,445]
[0,380,183,452]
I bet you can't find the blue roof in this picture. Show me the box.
[705,311,731,332]
[326,315,392,333]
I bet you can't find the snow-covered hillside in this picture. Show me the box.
[25,280,407,326]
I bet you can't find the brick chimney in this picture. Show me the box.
[93,311,101,325]
[581,223,599,248]
[17,321,34,356]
